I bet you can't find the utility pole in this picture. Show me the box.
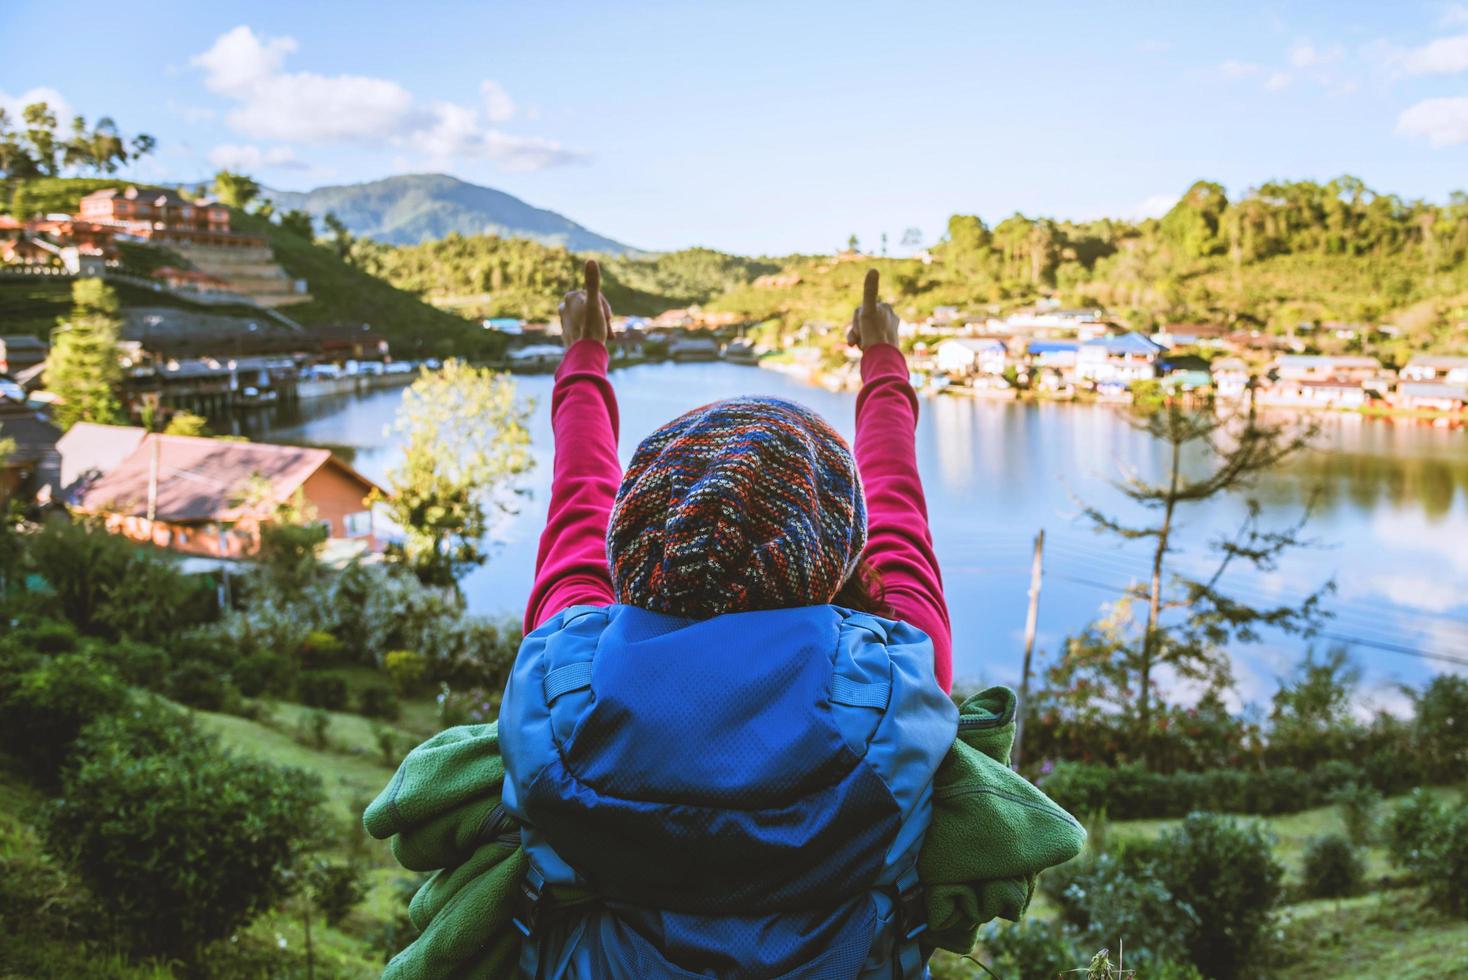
[146,435,159,524]
[1013,528,1045,770]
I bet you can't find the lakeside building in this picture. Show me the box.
[1209,357,1253,400]
[76,187,245,247]
[1401,355,1468,385]
[1257,377,1371,409]
[1075,332,1167,384]
[934,338,1007,378]
[1390,381,1468,413]
[1273,355,1384,383]
[61,425,381,559]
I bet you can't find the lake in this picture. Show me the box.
[245,361,1468,712]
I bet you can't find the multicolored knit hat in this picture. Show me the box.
[607,397,868,619]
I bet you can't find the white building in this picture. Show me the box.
[1074,333,1166,384]
[935,338,1007,378]
[1401,355,1468,385]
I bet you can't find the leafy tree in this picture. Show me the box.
[162,410,208,436]
[374,361,533,589]
[323,211,353,260]
[846,233,859,252]
[1161,181,1229,258]
[21,102,60,175]
[46,278,124,430]
[1057,395,1331,763]
[44,703,326,962]
[279,208,315,239]
[211,170,260,209]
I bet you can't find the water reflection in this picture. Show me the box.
[246,363,1468,700]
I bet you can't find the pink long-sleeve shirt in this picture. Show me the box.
[523,340,953,693]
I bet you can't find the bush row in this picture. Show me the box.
[1038,755,1419,821]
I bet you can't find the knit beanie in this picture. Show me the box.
[607,397,868,619]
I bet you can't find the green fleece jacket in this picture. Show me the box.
[364,692,1083,976]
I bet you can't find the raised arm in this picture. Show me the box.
[849,270,953,692]
[523,261,622,633]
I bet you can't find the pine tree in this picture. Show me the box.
[47,279,124,430]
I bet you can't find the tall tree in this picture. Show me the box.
[22,102,60,176]
[1058,392,1331,763]
[211,171,261,210]
[47,279,124,430]
[374,361,533,590]
[322,212,352,260]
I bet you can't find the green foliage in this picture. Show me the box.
[166,660,242,713]
[1060,853,1199,969]
[975,918,1079,980]
[1328,781,1382,846]
[47,278,123,430]
[305,858,367,927]
[375,360,532,588]
[1301,833,1365,899]
[1386,790,1468,916]
[161,410,209,436]
[232,649,296,698]
[297,670,349,711]
[358,684,401,721]
[384,648,428,694]
[210,170,260,209]
[0,652,128,786]
[44,703,326,961]
[300,628,345,666]
[436,684,498,728]
[1413,674,1468,783]
[0,100,154,180]
[1152,813,1283,978]
[23,517,213,641]
[300,707,332,750]
[1039,759,1370,820]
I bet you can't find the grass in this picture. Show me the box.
[0,276,275,338]
[1271,890,1468,979]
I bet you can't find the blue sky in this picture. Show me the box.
[4,0,1468,254]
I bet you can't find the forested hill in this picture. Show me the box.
[268,174,636,253]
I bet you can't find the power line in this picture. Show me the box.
[1046,570,1468,667]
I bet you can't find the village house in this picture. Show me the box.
[1151,323,1236,351]
[934,338,1007,379]
[1209,357,1253,400]
[1400,355,1468,385]
[61,426,381,559]
[1074,332,1166,384]
[1258,378,1370,409]
[0,336,48,377]
[0,396,61,501]
[1390,381,1468,414]
[76,186,249,247]
[1273,354,1383,383]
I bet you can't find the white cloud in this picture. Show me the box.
[1398,94,1468,145]
[480,80,516,123]
[208,143,305,171]
[1442,3,1468,27]
[1288,41,1342,68]
[1218,59,1261,79]
[0,86,74,125]
[1265,71,1292,91]
[189,26,582,171]
[1403,33,1468,74]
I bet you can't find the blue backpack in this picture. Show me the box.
[499,603,958,979]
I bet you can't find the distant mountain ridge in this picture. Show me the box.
[268,174,637,254]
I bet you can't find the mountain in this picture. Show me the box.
[268,174,637,253]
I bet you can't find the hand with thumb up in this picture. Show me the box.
[559,259,612,347]
[847,269,900,349]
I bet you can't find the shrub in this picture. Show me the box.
[90,639,169,688]
[1385,791,1468,917]
[358,684,401,720]
[44,704,326,961]
[1061,853,1198,970]
[436,684,498,728]
[384,649,428,695]
[0,654,128,786]
[1301,834,1364,899]
[300,708,332,750]
[18,618,80,654]
[1152,813,1283,979]
[300,629,345,666]
[232,650,296,698]
[1414,675,1468,783]
[166,661,242,712]
[308,860,368,926]
[1385,789,1444,871]
[374,726,400,768]
[297,670,349,710]
[1328,781,1381,845]
[976,918,1079,980]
